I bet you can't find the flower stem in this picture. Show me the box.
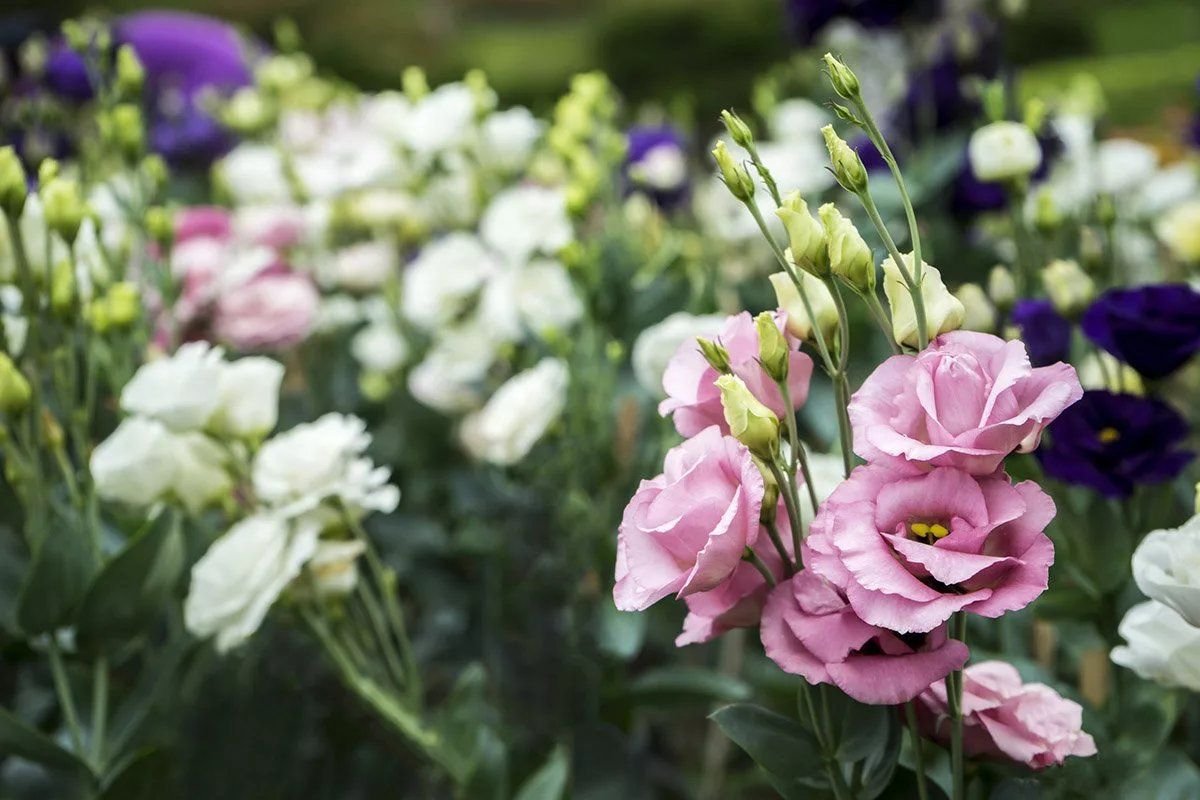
[46,639,86,758]
[904,701,930,800]
[90,657,108,769]
[948,613,968,800]
[832,374,855,479]
[744,547,778,587]
[767,459,803,564]
[1007,185,1033,297]
[854,190,928,351]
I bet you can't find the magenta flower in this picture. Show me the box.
[614,426,765,611]
[175,205,234,243]
[806,465,1056,634]
[917,661,1097,768]
[849,331,1082,475]
[761,567,969,705]
[660,311,814,437]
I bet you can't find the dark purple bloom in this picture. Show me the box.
[1081,284,1200,379]
[783,0,932,44]
[625,125,689,209]
[1037,391,1193,498]
[1011,300,1072,367]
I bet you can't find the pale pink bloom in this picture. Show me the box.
[212,271,319,351]
[849,331,1081,475]
[806,464,1055,634]
[660,311,814,437]
[917,661,1097,768]
[234,205,309,250]
[175,206,233,244]
[614,426,765,612]
[761,566,969,705]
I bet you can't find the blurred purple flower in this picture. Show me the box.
[625,125,689,209]
[1081,284,1200,379]
[783,0,932,44]
[1010,300,1072,368]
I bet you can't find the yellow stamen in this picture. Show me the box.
[910,522,930,537]
[929,523,950,539]
[1098,427,1120,443]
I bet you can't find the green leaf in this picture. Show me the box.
[1116,749,1200,800]
[0,705,91,777]
[710,703,827,799]
[514,745,569,800]
[98,748,172,799]
[76,515,184,650]
[628,667,751,708]
[17,514,98,635]
[1032,585,1101,621]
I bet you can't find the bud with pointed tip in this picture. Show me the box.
[1033,189,1061,235]
[38,159,59,185]
[819,203,873,292]
[145,206,173,245]
[716,374,780,460]
[821,125,868,194]
[754,312,789,382]
[109,104,145,161]
[822,53,860,99]
[402,66,429,101]
[770,269,838,343]
[712,140,755,202]
[0,353,31,414]
[41,178,85,244]
[696,337,732,373]
[988,265,1017,311]
[115,44,144,98]
[0,147,27,219]
[882,254,964,347]
[720,109,754,150]
[104,282,141,328]
[775,191,828,277]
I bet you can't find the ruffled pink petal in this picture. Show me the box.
[829,640,969,705]
[884,533,1021,585]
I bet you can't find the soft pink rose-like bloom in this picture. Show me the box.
[212,271,319,351]
[234,205,308,250]
[614,426,765,612]
[917,661,1097,768]
[175,206,233,244]
[660,311,814,437]
[807,465,1055,634]
[849,331,1082,475]
[761,565,969,705]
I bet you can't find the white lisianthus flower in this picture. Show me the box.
[218,144,292,205]
[403,82,478,158]
[480,107,543,173]
[401,233,498,331]
[184,513,321,653]
[91,417,180,507]
[18,194,70,276]
[1157,200,1200,264]
[360,91,414,142]
[209,357,285,439]
[1096,138,1158,195]
[121,342,226,431]
[1136,163,1199,218]
[253,413,399,517]
[968,121,1042,183]
[480,259,584,340]
[1111,600,1200,691]
[351,321,409,374]
[407,322,499,413]
[314,295,364,333]
[327,240,398,292]
[753,140,838,197]
[1132,515,1200,627]
[480,185,573,265]
[171,433,233,514]
[881,255,965,348]
[629,142,688,192]
[309,539,367,596]
[632,312,725,397]
[0,287,27,356]
[460,359,569,465]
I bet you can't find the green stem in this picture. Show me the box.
[833,375,855,478]
[767,459,803,564]
[744,547,778,587]
[762,521,794,576]
[777,378,820,546]
[1007,185,1033,297]
[904,701,930,800]
[355,581,408,692]
[948,613,968,800]
[90,658,108,769]
[46,640,86,758]
[855,190,928,350]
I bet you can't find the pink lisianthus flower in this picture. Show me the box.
[849,331,1082,475]
[175,205,233,243]
[806,464,1055,634]
[614,426,766,612]
[212,269,319,351]
[660,311,814,437]
[917,661,1097,768]
[761,565,969,705]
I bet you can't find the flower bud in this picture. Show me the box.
[50,259,75,316]
[988,265,1017,311]
[38,159,59,185]
[104,282,141,328]
[1041,259,1094,317]
[955,283,995,333]
[696,337,732,373]
[716,374,780,460]
[822,53,861,99]
[115,44,144,98]
[1095,193,1116,228]
[882,254,965,348]
[821,125,868,194]
[1033,188,1061,235]
[1157,200,1200,264]
[41,177,85,244]
[221,87,273,135]
[0,353,31,414]
[711,140,755,202]
[1079,227,1104,273]
[144,206,173,245]
[754,311,789,382]
[109,104,145,161]
[967,121,1042,183]
[775,191,828,277]
[770,269,838,343]
[141,155,168,193]
[720,109,754,150]
[0,147,27,219]
[403,66,429,101]
[819,203,873,292]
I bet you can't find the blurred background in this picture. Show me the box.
[4,0,1199,139]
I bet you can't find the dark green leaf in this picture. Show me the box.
[98,748,173,799]
[628,667,751,708]
[0,705,91,777]
[710,703,827,799]
[514,745,569,800]
[17,516,98,635]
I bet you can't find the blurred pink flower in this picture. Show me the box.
[212,271,319,351]
[849,331,1081,475]
[917,661,1097,768]
[660,311,814,437]
[806,464,1055,634]
[175,205,233,243]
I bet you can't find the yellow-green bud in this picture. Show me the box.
[145,206,174,245]
[50,259,75,316]
[770,270,839,343]
[141,155,168,193]
[1023,97,1047,134]
[115,44,144,98]
[712,141,755,202]
[1041,258,1094,317]
[720,109,754,150]
[1095,193,1116,228]
[565,183,591,217]
[775,191,828,277]
[41,177,85,243]
[821,125,868,194]
[981,80,1007,123]
[221,87,273,134]
[105,281,141,328]
[716,374,780,459]
[87,299,111,333]
[696,337,732,373]
[754,312,789,382]
[359,371,391,403]
[465,69,496,113]
[822,53,861,99]
[955,283,995,333]
[0,147,27,218]
[110,104,145,160]
[273,18,302,53]
[402,66,429,102]
[819,203,873,292]
[0,353,31,414]
[38,158,59,185]
[987,265,1017,311]
[1033,189,1061,235]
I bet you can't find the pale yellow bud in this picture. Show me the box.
[754,311,789,382]
[770,269,838,343]
[41,177,86,243]
[716,374,780,459]
[712,140,755,202]
[882,255,964,348]
[0,353,31,414]
[822,53,861,99]
[821,125,867,194]
[1157,200,1200,264]
[0,147,27,218]
[819,203,873,292]
[955,283,995,333]
[1041,259,1094,317]
[775,191,828,276]
[988,265,1017,310]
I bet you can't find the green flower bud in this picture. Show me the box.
[770,270,838,343]
[145,206,174,245]
[110,104,145,161]
[105,281,141,328]
[955,283,995,333]
[775,191,828,277]
[987,265,1017,311]
[822,53,861,100]
[712,141,755,202]
[0,353,31,415]
[754,312,789,382]
[716,374,780,459]
[981,80,1007,123]
[221,87,274,135]
[1095,193,1116,228]
[696,337,732,374]
[87,298,111,333]
[50,259,75,316]
[38,158,59,185]
[1033,189,1062,235]
[115,44,144,98]
[720,109,754,150]
[0,147,27,219]
[141,155,168,193]
[41,177,86,244]
[819,203,873,292]
[402,66,429,102]
[1042,258,1094,318]
[273,18,302,53]
[821,125,868,194]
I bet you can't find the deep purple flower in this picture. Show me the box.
[783,0,932,44]
[625,125,689,209]
[1037,391,1193,498]
[1081,284,1200,379]
[1011,300,1072,368]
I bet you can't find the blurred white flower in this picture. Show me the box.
[481,185,573,264]
[219,144,292,205]
[309,539,367,596]
[955,283,995,333]
[171,433,233,514]
[91,417,180,507]
[480,107,543,173]
[360,91,414,142]
[314,295,365,333]
[209,357,285,439]
[480,259,584,340]
[754,139,838,197]
[406,323,498,413]
[1112,600,1200,692]
[629,143,688,192]
[768,99,831,145]
[185,513,321,653]
[1096,138,1158,196]
[1157,199,1200,264]
[968,121,1042,183]
[404,82,478,158]
[1135,162,1199,218]
[351,320,409,373]
[401,233,497,331]
[1132,515,1200,627]
[327,240,398,292]
[460,359,568,465]
[121,342,226,431]
[632,312,725,397]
